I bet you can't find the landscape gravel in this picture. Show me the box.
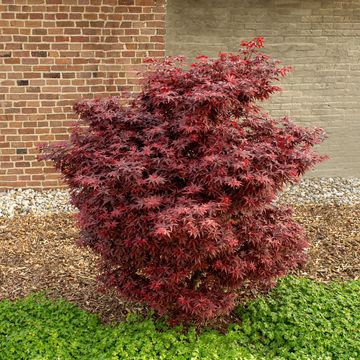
[0,177,359,217]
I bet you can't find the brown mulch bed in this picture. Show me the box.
[291,204,360,282]
[1,204,359,324]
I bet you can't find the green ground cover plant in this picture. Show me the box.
[1,276,359,360]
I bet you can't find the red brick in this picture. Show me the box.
[0,0,165,188]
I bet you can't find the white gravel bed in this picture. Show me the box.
[276,177,360,205]
[0,189,75,218]
[0,177,359,218]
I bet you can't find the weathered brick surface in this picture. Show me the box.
[0,0,166,188]
[167,0,360,177]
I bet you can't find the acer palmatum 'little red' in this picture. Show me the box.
[39,38,327,324]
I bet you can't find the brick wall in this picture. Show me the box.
[167,0,360,177]
[0,0,166,189]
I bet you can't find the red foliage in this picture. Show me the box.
[39,38,327,324]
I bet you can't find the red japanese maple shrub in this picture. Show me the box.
[39,38,327,324]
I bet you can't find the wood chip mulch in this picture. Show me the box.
[0,204,359,324]
[291,204,360,282]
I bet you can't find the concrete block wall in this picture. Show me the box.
[166,0,360,177]
[0,0,166,188]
